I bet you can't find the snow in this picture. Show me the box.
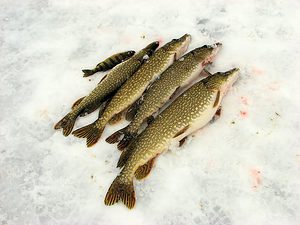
[1,0,300,224]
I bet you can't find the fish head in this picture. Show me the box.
[142,41,160,57]
[164,34,191,60]
[192,42,222,64]
[204,68,239,95]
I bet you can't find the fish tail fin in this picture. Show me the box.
[54,114,76,136]
[104,175,135,209]
[117,133,135,151]
[72,122,104,147]
[105,127,127,144]
[82,69,96,77]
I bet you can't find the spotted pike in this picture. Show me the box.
[54,41,159,136]
[82,50,136,77]
[106,43,222,150]
[104,68,239,209]
[72,34,192,147]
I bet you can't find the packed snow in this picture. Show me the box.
[1,0,300,224]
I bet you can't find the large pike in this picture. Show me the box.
[54,41,159,136]
[104,68,239,209]
[106,43,222,150]
[82,50,136,77]
[72,34,192,147]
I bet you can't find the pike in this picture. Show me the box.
[82,50,136,77]
[54,41,159,136]
[104,68,239,209]
[72,34,192,147]
[106,43,222,150]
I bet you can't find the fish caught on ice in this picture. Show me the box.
[104,68,240,209]
[72,34,192,147]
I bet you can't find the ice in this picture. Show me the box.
[1,0,300,224]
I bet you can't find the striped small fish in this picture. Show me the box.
[82,50,136,77]
[54,42,159,136]
[72,34,192,147]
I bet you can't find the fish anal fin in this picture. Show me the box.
[72,96,85,110]
[174,125,189,138]
[109,111,124,125]
[125,98,142,121]
[134,156,157,180]
[213,90,221,108]
[98,100,109,118]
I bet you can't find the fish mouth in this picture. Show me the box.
[175,34,192,59]
[221,68,240,95]
[202,42,222,64]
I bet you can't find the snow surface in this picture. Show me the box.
[1,0,300,224]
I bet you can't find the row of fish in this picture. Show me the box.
[54,34,239,209]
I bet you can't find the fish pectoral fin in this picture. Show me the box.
[146,115,154,125]
[134,156,157,180]
[179,136,188,147]
[174,125,189,138]
[169,87,180,100]
[203,69,213,77]
[98,74,107,84]
[108,111,124,125]
[215,106,222,117]
[125,98,143,121]
[211,106,222,123]
[71,96,85,110]
[213,90,221,108]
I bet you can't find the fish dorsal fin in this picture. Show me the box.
[117,146,134,168]
[71,96,85,110]
[213,90,221,108]
[174,125,189,138]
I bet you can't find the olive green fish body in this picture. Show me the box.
[106,43,222,149]
[72,34,192,147]
[104,68,239,208]
[54,42,159,136]
[82,50,136,77]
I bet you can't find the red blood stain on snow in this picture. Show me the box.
[267,81,280,91]
[252,67,264,76]
[240,111,248,118]
[250,168,262,190]
[156,36,164,45]
[241,96,249,105]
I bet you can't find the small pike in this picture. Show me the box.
[72,34,192,147]
[106,43,222,150]
[82,50,136,77]
[54,41,159,136]
[104,68,239,209]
